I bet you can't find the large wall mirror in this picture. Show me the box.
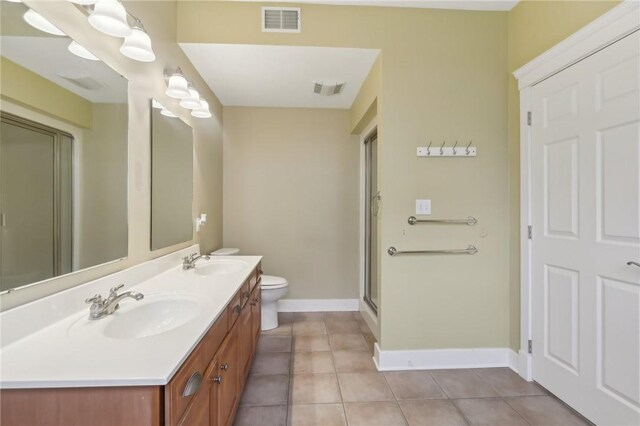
[0,2,128,293]
[150,100,194,250]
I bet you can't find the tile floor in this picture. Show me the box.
[234,312,590,426]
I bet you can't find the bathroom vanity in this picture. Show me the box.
[0,248,262,426]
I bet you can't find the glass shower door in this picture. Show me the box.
[364,130,378,313]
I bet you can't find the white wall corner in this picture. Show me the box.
[374,346,517,371]
[277,299,359,312]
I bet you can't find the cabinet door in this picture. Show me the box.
[251,285,261,343]
[238,302,253,382]
[177,380,211,426]
[216,329,239,426]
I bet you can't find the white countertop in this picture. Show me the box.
[0,253,261,389]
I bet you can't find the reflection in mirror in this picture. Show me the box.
[150,100,194,251]
[0,1,128,293]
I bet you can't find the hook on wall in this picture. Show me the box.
[416,139,477,157]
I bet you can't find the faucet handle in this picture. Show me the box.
[109,284,124,295]
[85,294,105,305]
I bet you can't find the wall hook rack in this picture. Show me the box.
[417,139,477,157]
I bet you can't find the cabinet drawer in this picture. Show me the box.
[227,291,242,331]
[166,346,209,426]
[203,314,227,364]
[250,264,262,291]
[239,280,251,308]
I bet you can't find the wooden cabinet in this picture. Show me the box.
[250,284,261,343]
[0,265,262,426]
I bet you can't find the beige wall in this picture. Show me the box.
[506,0,621,350]
[1,0,223,310]
[180,2,509,351]
[223,107,359,300]
[0,56,93,128]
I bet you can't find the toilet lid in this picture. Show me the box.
[261,275,288,289]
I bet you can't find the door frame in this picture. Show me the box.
[359,117,379,340]
[513,0,640,380]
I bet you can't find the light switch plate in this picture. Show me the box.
[416,199,431,215]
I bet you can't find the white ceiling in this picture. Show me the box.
[180,44,380,109]
[219,0,519,12]
[1,36,127,104]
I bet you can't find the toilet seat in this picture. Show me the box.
[261,275,288,290]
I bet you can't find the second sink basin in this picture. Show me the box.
[194,259,248,276]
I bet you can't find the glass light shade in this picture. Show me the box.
[179,88,201,109]
[152,99,164,109]
[191,100,211,119]
[67,0,99,4]
[23,9,65,36]
[165,73,190,99]
[120,26,155,62]
[88,0,131,38]
[160,108,177,118]
[68,41,99,61]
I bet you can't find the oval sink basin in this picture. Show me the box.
[67,294,201,340]
[103,299,200,339]
[194,260,247,277]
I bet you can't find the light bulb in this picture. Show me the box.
[120,24,155,62]
[68,41,100,61]
[88,0,131,38]
[23,9,65,36]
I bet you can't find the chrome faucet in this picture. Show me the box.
[85,284,144,320]
[182,252,210,270]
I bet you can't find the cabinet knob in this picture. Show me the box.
[212,375,223,384]
[233,305,241,315]
[220,363,229,371]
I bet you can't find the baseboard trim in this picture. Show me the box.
[374,343,521,372]
[277,299,359,312]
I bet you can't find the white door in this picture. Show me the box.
[531,31,640,426]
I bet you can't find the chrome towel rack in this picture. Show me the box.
[408,216,478,226]
[387,245,478,256]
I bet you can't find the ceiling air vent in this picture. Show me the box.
[262,7,301,33]
[313,82,345,96]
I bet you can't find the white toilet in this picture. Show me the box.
[210,248,288,331]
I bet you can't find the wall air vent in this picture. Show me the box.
[313,81,345,96]
[262,7,301,33]
[57,73,105,91]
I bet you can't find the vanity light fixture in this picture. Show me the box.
[165,68,190,99]
[23,9,66,36]
[66,0,98,4]
[152,99,164,109]
[191,99,212,119]
[88,0,131,38]
[120,19,155,62]
[160,108,178,118]
[179,84,202,110]
[68,40,100,61]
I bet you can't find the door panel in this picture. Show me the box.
[531,31,640,426]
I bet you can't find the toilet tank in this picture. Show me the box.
[210,248,240,256]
